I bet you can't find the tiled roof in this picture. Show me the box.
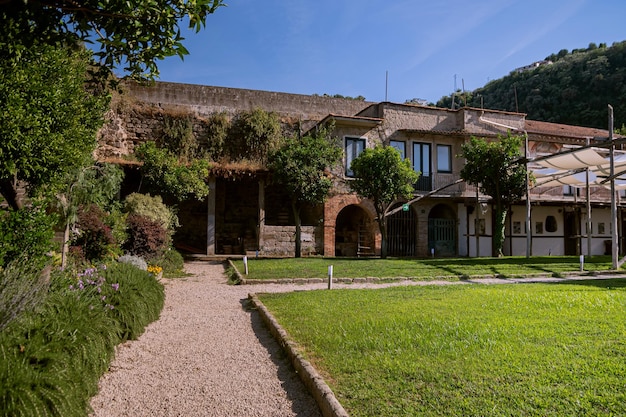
[525,120,616,140]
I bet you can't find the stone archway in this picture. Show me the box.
[428,204,457,257]
[334,205,374,257]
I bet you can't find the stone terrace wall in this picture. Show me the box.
[260,225,323,256]
[123,81,373,121]
[97,81,375,161]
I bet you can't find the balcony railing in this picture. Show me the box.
[414,173,465,195]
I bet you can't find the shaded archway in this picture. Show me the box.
[428,204,457,256]
[335,205,374,256]
[388,202,417,257]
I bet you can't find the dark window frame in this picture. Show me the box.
[345,136,366,177]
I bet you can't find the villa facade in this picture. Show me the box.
[98,81,624,258]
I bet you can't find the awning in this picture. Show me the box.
[536,148,608,170]
[532,147,626,188]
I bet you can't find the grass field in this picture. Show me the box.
[232,256,622,281]
[258,279,626,416]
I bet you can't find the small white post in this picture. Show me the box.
[328,265,333,289]
[579,254,584,272]
[431,248,435,258]
[243,255,249,275]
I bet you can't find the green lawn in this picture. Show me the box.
[232,256,622,281]
[258,279,626,416]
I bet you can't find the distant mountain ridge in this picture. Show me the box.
[435,41,626,130]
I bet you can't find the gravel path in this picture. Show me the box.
[90,261,324,417]
[90,261,622,416]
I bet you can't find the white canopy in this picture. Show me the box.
[532,147,626,188]
[536,148,608,170]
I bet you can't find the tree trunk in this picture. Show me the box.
[377,205,388,259]
[380,219,388,259]
[61,221,70,269]
[292,199,302,258]
[0,178,22,211]
[493,204,507,257]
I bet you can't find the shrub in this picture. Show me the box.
[71,204,116,262]
[0,204,56,267]
[0,273,120,416]
[152,248,185,277]
[202,111,229,160]
[0,262,164,416]
[124,214,169,260]
[0,259,50,331]
[102,262,165,340]
[228,108,282,163]
[117,254,148,271]
[123,193,179,233]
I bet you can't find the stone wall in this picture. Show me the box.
[260,225,323,256]
[122,81,373,121]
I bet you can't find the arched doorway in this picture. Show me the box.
[335,205,374,256]
[388,202,417,257]
[428,204,456,256]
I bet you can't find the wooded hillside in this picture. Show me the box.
[435,41,626,129]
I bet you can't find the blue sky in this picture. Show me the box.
[155,0,626,104]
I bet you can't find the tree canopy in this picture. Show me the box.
[0,44,109,210]
[460,134,528,257]
[269,126,342,257]
[349,145,418,258]
[1,0,225,79]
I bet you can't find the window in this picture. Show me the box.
[390,140,406,160]
[535,221,543,234]
[413,142,432,191]
[513,221,522,234]
[563,185,579,196]
[545,215,557,232]
[437,144,452,173]
[598,222,606,235]
[345,137,365,177]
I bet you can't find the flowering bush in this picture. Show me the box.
[117,254,148,271]
[69,265,120,311]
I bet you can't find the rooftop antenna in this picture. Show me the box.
[385,70,388,101]
[462,78,467,107]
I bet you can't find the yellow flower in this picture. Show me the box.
[147,265,163,275]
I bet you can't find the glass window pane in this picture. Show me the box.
[413,143,421,173]
[390,141,405,159]
[345,137,365,177]
[437,145,451,172]
[422,144,431,176]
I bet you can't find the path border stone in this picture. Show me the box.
[248,293,349,417]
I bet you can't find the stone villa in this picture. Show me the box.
[97,81,625,258]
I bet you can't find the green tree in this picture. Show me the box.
[0,44,108,211]
[460,134,528,257]
[1,0,225,79]
[135,141,210,202]
[269,127,342,257]
[349,146,419,258]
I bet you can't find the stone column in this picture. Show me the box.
[206,177,217,255]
